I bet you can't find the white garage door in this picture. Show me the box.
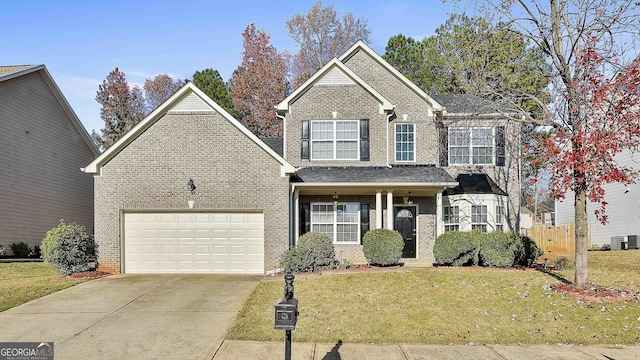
[123,212,264,274]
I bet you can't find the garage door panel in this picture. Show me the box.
[124,212,264,274]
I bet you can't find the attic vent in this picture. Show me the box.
[316,67,354,85]
[169,92,214,112]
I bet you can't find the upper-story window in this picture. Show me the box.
[395,123,415,162]
[311,120,359,160]
[449,128,494,165]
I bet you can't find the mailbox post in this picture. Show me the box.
[274,269,298,360]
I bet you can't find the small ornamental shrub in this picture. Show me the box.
[0,244,4,256]
[479,232,524,268]
[10,241,32,258]
[30,245,42,259]
[433,231,480,266]
[280,232,337,273]
[41,220,94,275]
[519,235,543,264]
[554,256,570,270]
[362,229,404,266]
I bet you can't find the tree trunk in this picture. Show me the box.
[574,181,589,288]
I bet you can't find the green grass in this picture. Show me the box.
[227,251,640,345]
[0,262,85,312]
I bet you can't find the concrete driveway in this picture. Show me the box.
[0,274,260,359]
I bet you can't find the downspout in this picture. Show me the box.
[276,111,287,159]
[386,111,397,168]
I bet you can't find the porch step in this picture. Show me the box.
[401,260,434,268]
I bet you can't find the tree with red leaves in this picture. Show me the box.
[229,24,289,138]
[92,67,146,151]
[471,0,640,287]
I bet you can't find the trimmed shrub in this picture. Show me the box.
[479,232,524,268]
[30,245,42,259]
[362,229,404,266]
[280,232,337,273]
[10,241,32,258]
[41,220,94,275]
[519,235,543,264]
[433,231,481,266]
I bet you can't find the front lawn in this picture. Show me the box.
[227,250,640,345]
[0,262,86,312]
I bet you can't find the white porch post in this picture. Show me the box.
[436,192,443,238]
[375,190,383,229]
[386,190,394,230]
[294,189,300,245]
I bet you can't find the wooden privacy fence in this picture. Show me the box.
[522,223,577,254]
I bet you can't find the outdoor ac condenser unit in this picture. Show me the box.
[611,236,624,250]
[628,235,638,250]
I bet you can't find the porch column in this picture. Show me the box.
[386,190,394,230]
[294,189,300,245]
[375,190,383,229]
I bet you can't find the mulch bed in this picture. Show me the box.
[551,282,637,303]
[51,271,111,282]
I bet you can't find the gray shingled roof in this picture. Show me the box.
[260,137,284,157]
[431,94,498,114]
[293,165,456,184]
[0,65,40,80]
[443,173,508,196]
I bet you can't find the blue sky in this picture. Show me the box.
[2,0,470,133]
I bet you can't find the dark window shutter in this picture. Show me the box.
[360,203,369,244]
[301,121,310,161]
[438,124,448,166]
[360,119,370,161]
[300,202,310,236]
[495,126,505,166]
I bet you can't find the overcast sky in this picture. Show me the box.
[2,0,471,133]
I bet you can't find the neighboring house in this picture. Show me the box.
[0,65,99,254]
[556,148,640,250]
[84,41,521,274]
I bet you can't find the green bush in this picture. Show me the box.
[479,232,524,268]
[41,220,94,275]
[433,231,481,266]
[362,229,404,266]
[30,245,42,259]
[519,235,543,264]
[280,232,337,273]
[10,241,32,258]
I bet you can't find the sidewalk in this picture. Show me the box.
[213,340,640,360]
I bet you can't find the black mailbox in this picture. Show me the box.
[274,297,298,330]
[274,269,298,331]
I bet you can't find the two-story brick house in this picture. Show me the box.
[85,41,520,274]
[278,41,520,265]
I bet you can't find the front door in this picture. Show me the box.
[394,206,417,258]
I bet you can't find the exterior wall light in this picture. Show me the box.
[332,192,339,206]
[187,179,196,195]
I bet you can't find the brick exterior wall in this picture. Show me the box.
[93,112,290,273]
[0,70,95,251]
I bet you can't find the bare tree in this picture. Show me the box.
[464,0,640,287]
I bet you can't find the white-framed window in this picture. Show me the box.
[395,123,415,162]
[443,206,460,232]
[471,205,488,233]
[311,120,359,160]
[311,203,360,243]
[449,128,494,165]
[496,205,505,232]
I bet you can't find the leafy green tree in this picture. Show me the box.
[92,67,145,151]
[192,68,237,118]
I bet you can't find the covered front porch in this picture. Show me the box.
[289,166,458,264]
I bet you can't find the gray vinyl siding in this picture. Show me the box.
[556,149,640,247]
[0,71,95,251]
